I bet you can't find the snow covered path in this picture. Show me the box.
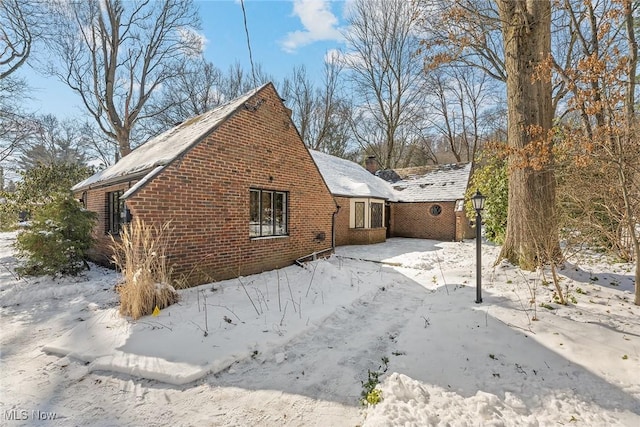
[212,272,428,404]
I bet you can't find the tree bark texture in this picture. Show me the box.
[497,0,559,269]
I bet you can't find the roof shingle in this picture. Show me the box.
[72,84,269,192]
[390,163,472,202]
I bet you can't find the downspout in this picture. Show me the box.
[332,204,341,251]
[295,205,341,267]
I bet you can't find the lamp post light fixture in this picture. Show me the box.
[471,190,486,304]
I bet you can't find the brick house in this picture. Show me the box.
[310,151,474,244]
[73,83,337,287]
[388,163,474,241]
[310,150,397,246]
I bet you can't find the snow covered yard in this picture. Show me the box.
[1,231,639,426]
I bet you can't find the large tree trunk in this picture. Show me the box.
[117,127,131,158]
[622,0,639,305]
[497,0,559,269]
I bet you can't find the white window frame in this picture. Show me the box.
[349,198,385,229]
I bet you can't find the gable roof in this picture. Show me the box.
[72,83,271,193]
[309,150,397,201]
[390,163,472,202]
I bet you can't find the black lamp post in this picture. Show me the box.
[471,190,486,304]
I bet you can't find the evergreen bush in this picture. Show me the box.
[0,163,93,229]
[466,154,508,244]
[0,206,19,232]
[15,193,97,276]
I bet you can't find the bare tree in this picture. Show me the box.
[418,0,588,128]
[425,66,500,163]
[142,58,226,136]
[0,0,35,79]
[45,0,202,159]
[418,0,505,81]
[0,78,34,163]
[282,66,314,145]
[555,0,640,305]
[142,59,274,137]
[341,0,427,169]
[281,61,354,158]
[551,0,625,136]
[74,122,117,171]
[0,0,43,163]
[16,115,90,171]
[0,0,46,82]
[220,61,273,101]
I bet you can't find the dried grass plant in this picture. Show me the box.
[111,218,180,320]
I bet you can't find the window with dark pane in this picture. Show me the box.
[249,189,261,237]
[250,188,288,238]
[430,204,442,216]
[274,192,287,235]
[261,191,273,236]
[371,202,383,228]
[355,202,365,228]
[106,190,125,234]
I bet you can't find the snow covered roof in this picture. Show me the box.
[375,169,402,183]
[391,163,472,202]
[72,83,270,193]
[309,150,397,201]
[310,151,470,203]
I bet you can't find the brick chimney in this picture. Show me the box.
[365,155,379,174]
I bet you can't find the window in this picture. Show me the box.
[354,202,365,228]
[106,190,126,234]
[371,202,383,228]
[250,189,288,238]
[350,199,386,229]
[430,204,442,216]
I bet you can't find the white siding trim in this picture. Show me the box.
[349,198,385,229]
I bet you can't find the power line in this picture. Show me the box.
[239,0,257,87]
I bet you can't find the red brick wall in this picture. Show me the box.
[82,84,337,286]
[334,196,351,246]
[391,201,458,241]
[345,228,387,245]
[456,210,475,240]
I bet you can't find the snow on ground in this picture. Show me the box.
[1,231,639,426]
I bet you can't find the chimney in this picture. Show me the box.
[365,155,379,174]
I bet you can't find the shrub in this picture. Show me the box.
[0,163,93,229]
[466,153,508,244]
[15,193,97,276]
[111,218,179,320]
[15,163,92,205]
[0,207,19,232]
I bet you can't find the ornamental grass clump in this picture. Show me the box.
[111,218,179,320]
